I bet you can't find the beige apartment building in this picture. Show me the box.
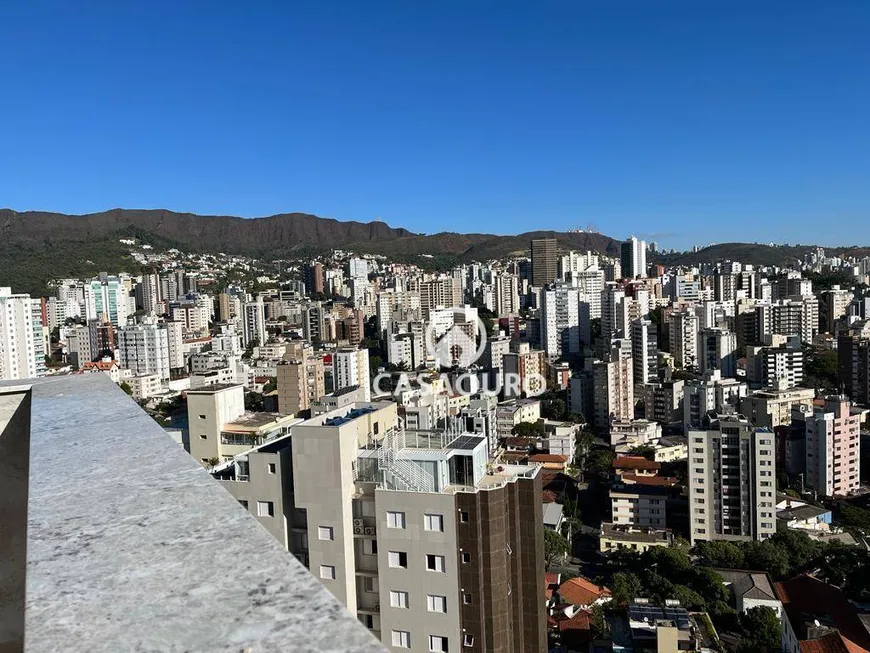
[211,401,546,653]
[186,384,298,465]
[739,380,815,429]
[688,415,777,544]
[276,341,325,416]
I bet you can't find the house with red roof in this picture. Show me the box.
[775,575,870,653]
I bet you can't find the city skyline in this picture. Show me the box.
[2,2,869,250]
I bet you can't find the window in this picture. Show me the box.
[319,565,336,580]
[427,594,447,613]
[388,551,408,569]
[426,554,446,572]
[199,434,207,440]
[318,526,334,541]
[429,635,448,652]
[238,499,249,509]
[460,552,471,564]
[363,577,379,593]
[424,513,444,532]
[360,613,374,629]
[463,634,474,647]
[392,630,411,649]
[363,539,378,555]
[257,501,274,517]
[390,590,409,609]
[459,511,470,523]
[462,593,472,605]
[199,414,206,420]
[387,511,406,529]
[267,462,276,474]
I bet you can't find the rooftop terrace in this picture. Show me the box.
[0,374,384,653]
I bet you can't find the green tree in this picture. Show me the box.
[262,376,277,394]
[743,541,790,579]
[511,421,545,438]
[544,528,570,568]
[583,448,615,479]
[694,540,745,568]
[119,381,133,396]
[544,397,567,421]
[590,603,610,639]
[611,572,643,605]
[738,606,781,650]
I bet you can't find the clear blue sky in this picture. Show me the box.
[1,1,868,250]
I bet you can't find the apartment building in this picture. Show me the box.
[591,352,634,432]
[0,287,44,381]
[620,236,647,280]
[117,321,173,381]
[213,402,545,653]
[334,347,372,401]
[531,238,558,287]
[276,343,326,416]
[186,384,296,465]
[838,320,870,405]
[495,399,541,438]
[746,342,804,389]
[630,318,658,386]
[540,282,581,358]
[610,483,668,530]
[683,370,748,428]
[501,341,546,399]
[688,415,777,544]
[243,298,267,347]
[698,328,737,378]
[493,273,520,317]
[414,277,462,319]
[793,396,864,497]
[643,380,684,424]
[86,273,130,327]
[669,310,699,370]
[740,381,815,430]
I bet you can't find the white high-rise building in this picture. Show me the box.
[348,258,370,280]
[242,299,267,347]
[620,236,647,280]
[540,283,580,358]
[87,274,130,327]
[493,273,520,316]
[669,310,699,371]
[688,415,777,544]
[698,328,738,378]
[0,287,44,381]
[117,322,171,381]
[630,319,658,386]
[334,348,371,401]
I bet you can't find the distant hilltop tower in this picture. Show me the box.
[566,222,598,234]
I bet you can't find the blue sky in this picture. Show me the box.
[1,1,868,250]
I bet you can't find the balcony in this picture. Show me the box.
[0,375,385,653]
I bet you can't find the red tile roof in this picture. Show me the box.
[775,575,870,652]
[530,453,568,463]
[799,633,853,653]
[620,473,677,487]
[613,456,660,471]
[558,610,592,633]
[558,577,611,607]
